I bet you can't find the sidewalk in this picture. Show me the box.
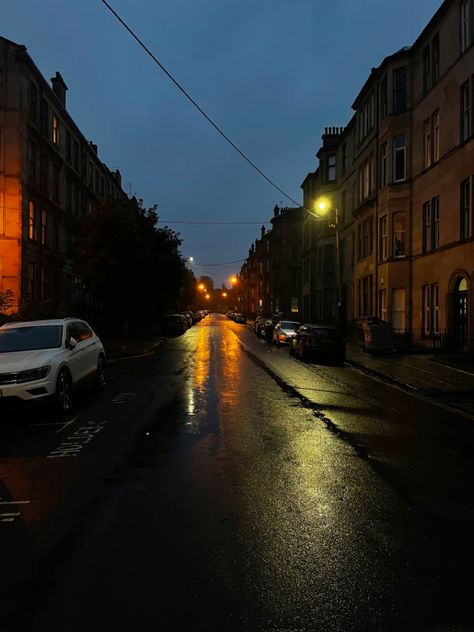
[345,342,474,416]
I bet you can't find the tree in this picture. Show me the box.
[70,197,188,333]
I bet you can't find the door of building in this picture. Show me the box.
[452,277,468,350]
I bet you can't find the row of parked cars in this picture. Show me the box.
[162,310,209,335]
[226,311,247,324]
[253,315,346,365]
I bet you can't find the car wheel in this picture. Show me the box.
[55,369,72,414]
[96,354,107,388]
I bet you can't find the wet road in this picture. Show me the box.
[1,314,474,631]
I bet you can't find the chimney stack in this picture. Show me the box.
[51,71,68,107]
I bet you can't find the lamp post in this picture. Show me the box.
[313,196,343,330]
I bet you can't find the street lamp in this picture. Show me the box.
[313,196,343,330]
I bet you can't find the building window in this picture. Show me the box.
[27,263,35,299]
[28,201,37,240]
[40,98,48,136]
[393,211,406,257]
[73,141,79,171]
[66,131,72,162]
[433,110,440,162]
[40,154,48,193]
[359,217,373,259]
[52,165,60,202]
[327,154,336,182]
[461,178,472,239]
[422,197,440,252]
[393,135,406,182]
[393,67,407,113]
[423,46,431,95]
[342,143,347,175]
[380,142,387,188]
[29,82,37,123]
[460,80,471,142]
[379,289,387,321]
[380,77,388,120]
[379,215,388,261]
[423,118,432,169]
[52,114,60,146]
[41,209,47,246]
[359,276,372,317]
[461,0,473,53]
[40,267,46,301]
[432,34,440,84]
[392,288,406,332]
[28,143,37,180]
[423,34,440,94]
[422,284,440,334]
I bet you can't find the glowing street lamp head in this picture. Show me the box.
[314,196,332,216]
[205,294,210,300]
[230,276,237,285]
[198,283,205,291]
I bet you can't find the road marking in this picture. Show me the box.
[47,419,108,458]
[0,501,31,505]
[30,415,82,434]
[111,392,136,404]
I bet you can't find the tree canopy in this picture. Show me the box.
[70,197,188,332]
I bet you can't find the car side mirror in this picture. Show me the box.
[67,336,78,349]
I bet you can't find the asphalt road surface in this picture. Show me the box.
[1,314,473,631]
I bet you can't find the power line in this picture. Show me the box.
[159,220,270,225]
[100,0,303,209]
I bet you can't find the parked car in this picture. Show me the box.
[0,317,106,414]
[289,323,346,364]
[272,320,301,345]
[234,313,247,324]
[163,314,188,336]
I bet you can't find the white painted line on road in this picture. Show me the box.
[0,500,31,505]
[47,418,108,458]
[0,513,20,517]
[1,518,17,523]
[30,414,81,434]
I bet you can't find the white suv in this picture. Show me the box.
[0,318,106,414]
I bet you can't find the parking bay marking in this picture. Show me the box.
[47,418,108,458]
[0,500,32,524]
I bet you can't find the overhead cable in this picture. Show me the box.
[100,0,303,209]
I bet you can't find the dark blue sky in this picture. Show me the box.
[4,0,442,286]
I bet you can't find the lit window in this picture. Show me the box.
[52,114,60,145]
[28,201,36,240]
[393,211,406,257]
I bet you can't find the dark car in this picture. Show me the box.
[289,323,346,364]
[162,314,188,336]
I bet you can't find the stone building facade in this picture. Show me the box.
[0,36,127,313]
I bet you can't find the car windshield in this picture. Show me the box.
[0,325,63,352]
[281,322,300,330]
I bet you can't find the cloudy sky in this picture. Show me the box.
[4,0,443,286]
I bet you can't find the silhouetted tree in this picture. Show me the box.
[70,197,187,333]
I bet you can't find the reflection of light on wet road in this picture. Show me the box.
[219,325,242,408]
[185,322,213,431]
